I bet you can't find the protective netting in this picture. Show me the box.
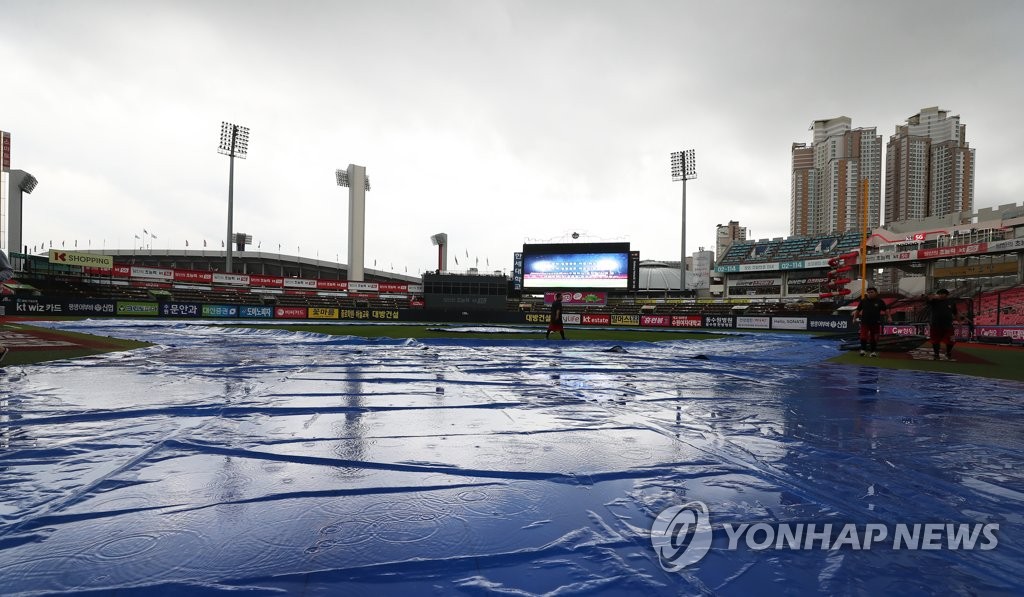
[1,320,1021,595]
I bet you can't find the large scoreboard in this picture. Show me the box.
[513,242,639,291]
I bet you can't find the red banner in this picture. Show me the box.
[641,315,671,327]
[671,315,702,328]
[917,243,987,259]
[582,313,611,325]
[174,269,213,284]
[274,306,307,319]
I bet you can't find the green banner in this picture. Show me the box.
[116,301,159,316]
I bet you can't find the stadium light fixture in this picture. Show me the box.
[430,232,448,272]
[219,121,250,272]
[670,149,697,294]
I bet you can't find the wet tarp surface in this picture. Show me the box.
[1,321,1022,596]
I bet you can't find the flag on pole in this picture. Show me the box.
[151,233,157,240]
[221,240,225,247]
[143,229,148,235]
[134,234,141,240]
[74,240,78,247]
[454,255,459,265]
[203,240,207,247]
[185,240,189,247]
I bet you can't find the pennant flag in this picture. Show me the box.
[475,257,478,266]
[185,240,189,247]
[221,240,225,247]
[465,249,469,257]
[454,255,459,265]
[258,241,261,249]
[203,240,207,247]
[143,229,148,235]
[74,240,78,247]
[62,241,65,247]
[134,234,141,240]
[151,233,157,240]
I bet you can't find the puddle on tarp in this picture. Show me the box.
[0,319,1022,595]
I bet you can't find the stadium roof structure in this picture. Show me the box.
[31,248,421,284]
[637,260,681,291]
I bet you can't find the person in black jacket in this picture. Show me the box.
[545,294,566,340]
[854,287,888,357]
[927,289,961,361]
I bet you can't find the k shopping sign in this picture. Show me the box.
[651,501,999,572]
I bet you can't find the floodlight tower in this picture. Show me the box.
[336,165,371,281]
[218,121,250,273]
[670,149,697,293]
[430,233,448,272]
[4,170,37,256]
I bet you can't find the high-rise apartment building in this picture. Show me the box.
[716,220,746,262]
[885,107,974,224]
[791,117,882,236]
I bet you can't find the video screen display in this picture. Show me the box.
[521,242,633,289]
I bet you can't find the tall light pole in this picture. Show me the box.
[336,165,371,281]
[218,121,250,273]
[670,149,697,293]
[430,233,448,272]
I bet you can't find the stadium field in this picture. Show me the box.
[226,322,727,342]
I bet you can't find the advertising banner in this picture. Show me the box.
[14,299,67,315]
[582,313,611,325]
[316,279,348,291]
[544,291,608,306]
[736,316,771,329]
[117,301,160,316]
[640,315,671,327]
[239,306,274,319]
[309,307,339,319]
[274,306,307,319]
[202,305,238,318]
[65,300,116,315]
[671,315,702,328]
[562,313,582,325]
[48,250,114,269]
[917,243,987,259]
[611,314,640,326]
[975,326,1024,341]
[130,267,174,282]
[771,316,807,330]
[212,273,250,286]
[250,275,284,287]
[161,303,201,318]
[349,281,379,293]
[283,278,317,289]
[378,282,409,293]
[807,316,853,332]
[703,315,735,329]
[174,270,214,284]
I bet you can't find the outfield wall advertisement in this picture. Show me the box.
[4,296,872,333]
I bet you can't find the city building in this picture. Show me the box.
[885,106,975,224]
[716,220,747,263]
[791,117,882,236]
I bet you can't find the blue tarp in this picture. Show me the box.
[0,320,1022,595]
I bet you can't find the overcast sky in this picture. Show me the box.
[3,0,1022,276]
